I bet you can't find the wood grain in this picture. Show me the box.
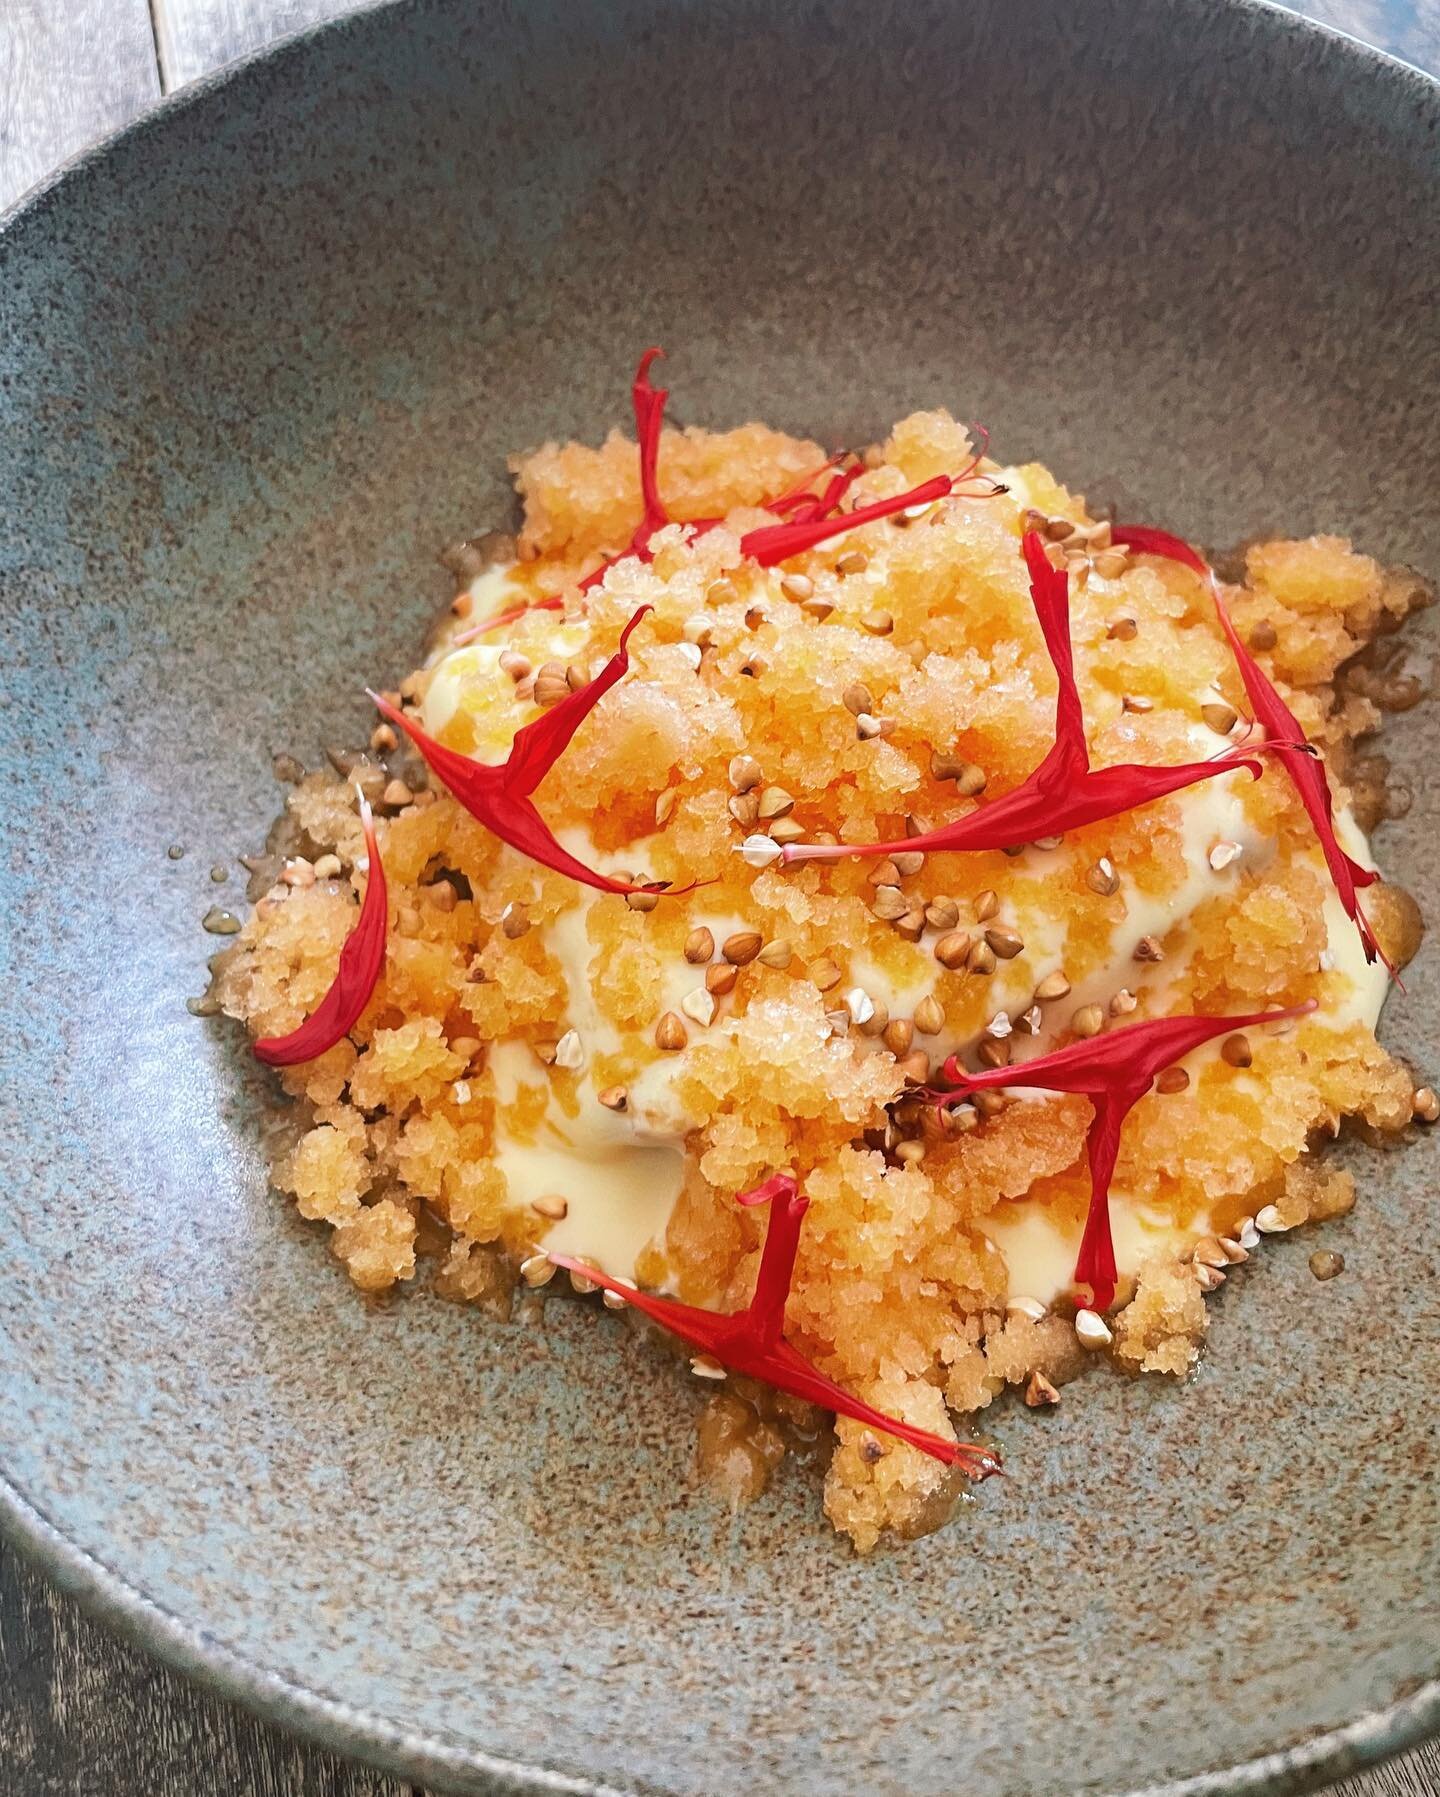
[0,0,1437,1792]
[1335,1744,1440,1796]
[0,0,159,212]
[150,0,358,90]
[1,1541,416,1796]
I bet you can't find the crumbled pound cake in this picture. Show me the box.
[211,354,1429,1552]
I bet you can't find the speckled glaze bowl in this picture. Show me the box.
[1,1,1437,1791]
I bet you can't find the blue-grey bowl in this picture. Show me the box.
[1,1,1436,1792]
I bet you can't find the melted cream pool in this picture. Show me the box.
[418,559,1392,1299]
[487,1041,683,1282]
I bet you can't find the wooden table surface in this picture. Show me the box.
[2,2,1439,1792]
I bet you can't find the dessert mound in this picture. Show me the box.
[210,357,1428,1551]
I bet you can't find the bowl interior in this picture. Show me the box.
[1,1,1437,1792]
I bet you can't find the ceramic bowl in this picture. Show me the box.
[1,1,1436,1791]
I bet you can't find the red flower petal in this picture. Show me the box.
[935,1001,1317,1309]
[629,346,670,546]
[252,795,389,1067]
[756,455,849,520]
[566,347,675,598]
[784,529,1268,868]
[371,607,680,896]
[775,461,865,526]
[551,1173,1001,1476]
[741,423,996,551]
[737,473,955,565]
[1112,524,1389,969]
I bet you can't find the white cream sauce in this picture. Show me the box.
[488,1041,684,1282]
[983,1199,1193,1308]
[484,837,693,1282]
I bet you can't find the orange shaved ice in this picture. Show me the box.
[212,387,1428,1550]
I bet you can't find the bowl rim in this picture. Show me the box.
[1,1,1437,1791]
